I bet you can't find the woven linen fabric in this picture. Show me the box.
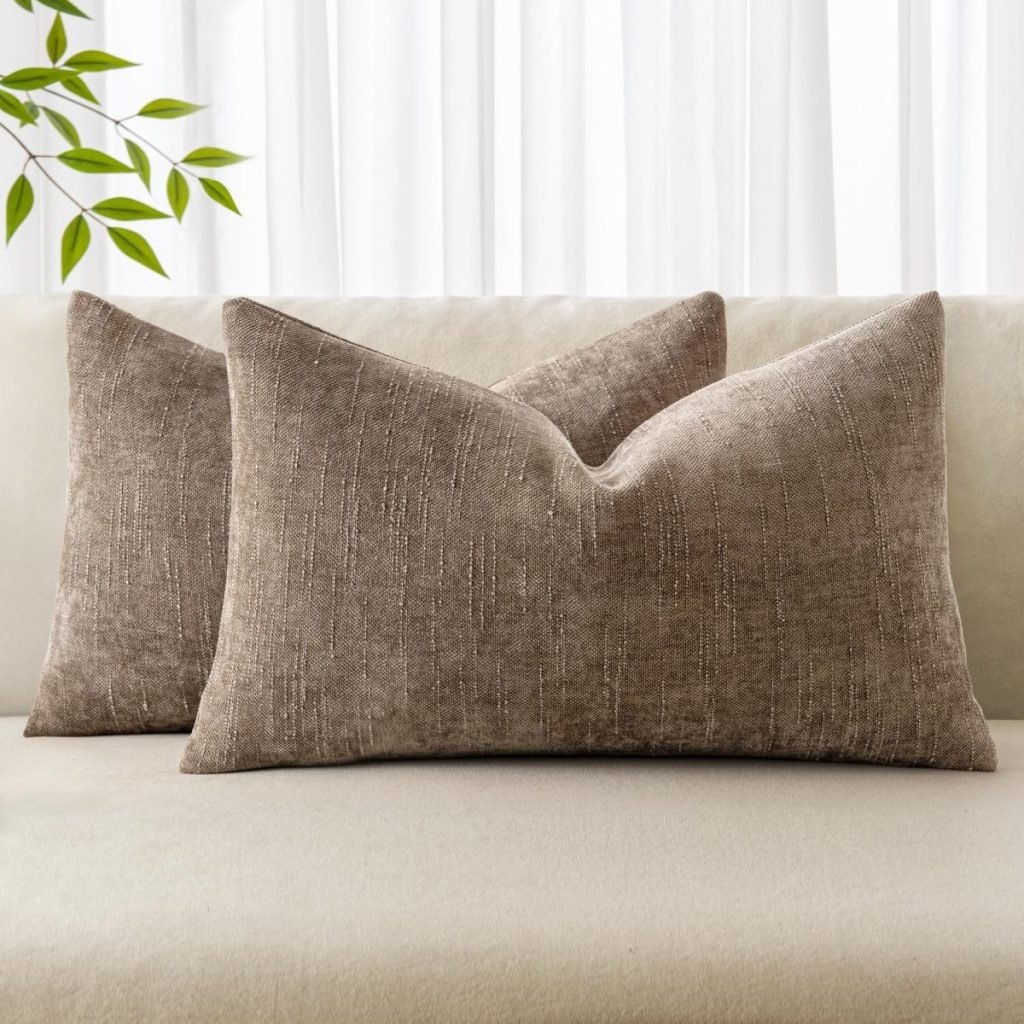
[25,293,234,735]
[27,291,726,736]
[183,293,996,774]
[492,293,725,465]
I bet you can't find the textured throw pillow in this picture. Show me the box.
[26,290,727,736]
[492,295,724,466]
[183,293,996,774]
[27,293,232,736]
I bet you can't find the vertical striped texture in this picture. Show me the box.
[27,291,726,735]
[27,293,232,734]
[493,293,724,466]
[184,293,995,773]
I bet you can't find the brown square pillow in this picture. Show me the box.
[26,291,726,735]
[183,292,995,774]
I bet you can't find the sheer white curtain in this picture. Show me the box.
[0,0,1020,296]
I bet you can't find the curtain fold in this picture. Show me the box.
[0,0,1017,295]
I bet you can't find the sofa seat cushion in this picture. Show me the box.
[2,716,1023,1024]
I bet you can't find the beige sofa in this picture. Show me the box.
[1,295,1021,1023]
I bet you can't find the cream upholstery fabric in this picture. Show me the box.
[2,715,1022,1023]
[1,295,1021,719]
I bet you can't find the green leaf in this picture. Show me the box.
[12,0,33,11]
[41,106,79,146]
[92,196,169,221]
[198,177,240,215]
[63,50,136,73]
[6,175,34,243]
[166,167,189,222]
[60,213,90,281]
[38,0,89,17]
[181,147,248,168]
[61,74,99,104]
[107,226,167,277]
[23,99,39,121]
[0,88,36,125]
[57,147,134,173]
[125,139,150,190]
[46,14,67,64]
[0,66,74,90]
[137,97,205,120]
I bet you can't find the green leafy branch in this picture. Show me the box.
[1,0,248,280]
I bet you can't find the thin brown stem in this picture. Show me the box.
[38,85,200,179]
[0,120,103,225]
[117,121,195,176]
[1,120,32,158]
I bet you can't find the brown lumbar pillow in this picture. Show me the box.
[492,295,724,466]
[28,293,232,736]
[183,292,995,774]
[27,291,727,736]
